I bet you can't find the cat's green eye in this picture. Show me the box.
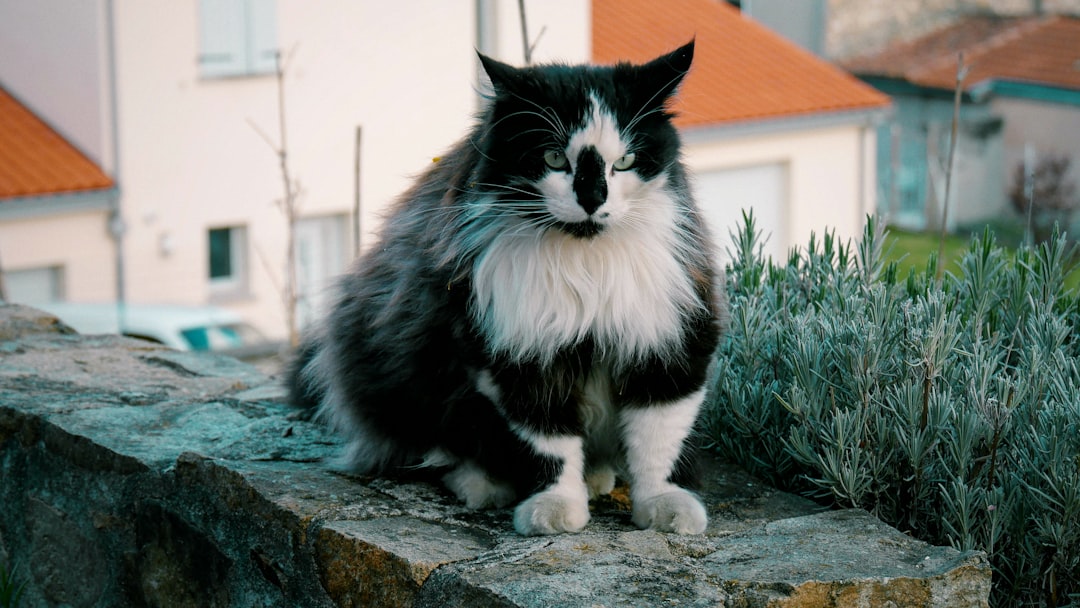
[613,153,636,171]
[543,149,569,170]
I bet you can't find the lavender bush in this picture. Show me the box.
[704,213,1080,607]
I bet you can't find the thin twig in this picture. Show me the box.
[528,25,547,62]
[246,117,278,153]
[936,52,968,283]
[248,47,302,347]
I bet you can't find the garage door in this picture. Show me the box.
[695,163,788,264]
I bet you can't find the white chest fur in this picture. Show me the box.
[470,190,699,367]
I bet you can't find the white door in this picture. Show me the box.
[695,163,788,264]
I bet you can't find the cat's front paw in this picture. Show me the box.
[632,489,707,534]
[513,490,590,536]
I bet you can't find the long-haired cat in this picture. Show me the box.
[289,41,725,536]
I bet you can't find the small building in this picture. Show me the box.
[841,15,1080,232]
[0,86,116,304]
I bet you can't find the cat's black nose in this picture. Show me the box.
[573,146,608,215]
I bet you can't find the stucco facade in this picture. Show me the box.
[0,0,588,339]
[685,118,878,262]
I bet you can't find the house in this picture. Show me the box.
[594,0,890,261]
[840,15,1080,231]
[0,0,588,340]
[824,0,1080,61]
[0,86,116,303]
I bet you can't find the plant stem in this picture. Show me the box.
[936,52,968,283]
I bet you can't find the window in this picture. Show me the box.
[3,266,64,304]
[198,0,278,78]
[208,226,248,297]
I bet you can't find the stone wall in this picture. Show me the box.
[0,303,991,607]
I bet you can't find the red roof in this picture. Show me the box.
[0,86,113,200]
[592,0,889,128]
[840,15,1080,92]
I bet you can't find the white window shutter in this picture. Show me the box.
[198,0,277,78]
[248,0,279,75]
[198,0,247,78]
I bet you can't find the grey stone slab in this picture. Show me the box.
[0,303,991,607]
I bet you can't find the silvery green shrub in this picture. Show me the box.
[705,212,1080,607]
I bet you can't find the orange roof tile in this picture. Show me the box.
[0,85,113,200]
[592,0,889,128]
[841,15,1080,92]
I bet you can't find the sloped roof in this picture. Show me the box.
[0,86,113,200]
[592,0,889,129]
[840,15,1080,93]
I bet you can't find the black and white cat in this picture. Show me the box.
[289,41,725,536]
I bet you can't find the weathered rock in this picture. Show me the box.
[0,303,991,607]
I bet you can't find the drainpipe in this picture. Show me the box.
[103,0,126,330]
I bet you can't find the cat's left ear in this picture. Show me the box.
[478,52,529,97]
[618,39,695,107]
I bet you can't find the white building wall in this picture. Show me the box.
[484,0,590,65]
[0,0,112,171]
[0,207,116,303]
[109,0,588,339]
[996,97,1080,209]
[684,122,877,262]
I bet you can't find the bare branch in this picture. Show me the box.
[246,117,280,154]
[528,25,547,62]
[935,52,966,283]
[516,0,545,65]
[518,0,532,65]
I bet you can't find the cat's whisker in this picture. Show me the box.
[467,135,496,162]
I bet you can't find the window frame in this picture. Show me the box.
[207,225,249,299]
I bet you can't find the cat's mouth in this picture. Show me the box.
[554,219,605,239]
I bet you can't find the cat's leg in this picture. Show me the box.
[510,429,591,535]
[620,387,707,534]
[475,367,591,535]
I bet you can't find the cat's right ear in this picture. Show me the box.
[478,52,527,97]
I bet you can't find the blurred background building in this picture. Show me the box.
[1,0,1075,347]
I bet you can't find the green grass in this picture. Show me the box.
[0,561,24,608]
[882,227,969,279]
[883,226,1080,292]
